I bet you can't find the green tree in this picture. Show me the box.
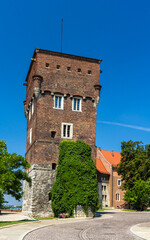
[124,180,150,210]
[117,140,150,210]
[51,141,99,217]
[0,140,31,208]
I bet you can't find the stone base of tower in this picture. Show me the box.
[22,164,56,217]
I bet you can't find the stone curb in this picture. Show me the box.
[130,223,150,240]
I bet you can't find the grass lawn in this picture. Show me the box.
[97,208,114,211]
[123,209,150,212]
[0,220,31,227]
[34,217,55,220]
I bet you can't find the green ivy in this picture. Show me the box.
[51,141,99,217]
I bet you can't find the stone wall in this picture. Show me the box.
[74,205,93,218]
[22,164,56,217]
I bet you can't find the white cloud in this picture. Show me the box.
[98,121,150,132]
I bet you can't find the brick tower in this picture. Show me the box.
[22,49,102,217]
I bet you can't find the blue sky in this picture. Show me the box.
[0,0,150,204]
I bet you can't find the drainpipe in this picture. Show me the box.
[111,165,113,207]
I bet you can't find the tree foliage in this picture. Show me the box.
[51,141,99,216]
[124,180,150,210]
[117,140,150,210]
[0,140,31,207]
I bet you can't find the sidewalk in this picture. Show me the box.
[131,222,150,240]
[0,212,33,222]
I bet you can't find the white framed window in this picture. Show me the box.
[29,128,32,144]
[54,95,64,110]
[29,106,31,120]
[32,100,34,115]
[61,123,73,139]
[116,193,120,201]
[72,97,82,112]
[117,179,121,186]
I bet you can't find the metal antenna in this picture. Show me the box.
[61,19,63,53]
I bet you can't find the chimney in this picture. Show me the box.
[112,151,114,157]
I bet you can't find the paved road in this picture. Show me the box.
[24,212,150,240]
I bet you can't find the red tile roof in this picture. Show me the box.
[96,158,110,175]
[101,150,121,167]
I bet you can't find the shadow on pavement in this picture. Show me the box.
[95,211,116,217]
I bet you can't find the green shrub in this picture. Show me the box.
[51,141,99,216]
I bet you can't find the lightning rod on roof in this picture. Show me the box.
[61,19,63,53]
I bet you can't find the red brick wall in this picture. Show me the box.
[112,170,125,208]
[25,50,101,165]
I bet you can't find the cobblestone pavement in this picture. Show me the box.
[24,212,150,240]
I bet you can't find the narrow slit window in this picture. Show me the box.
[29,128,32,144]
[46,63,49,68]
[49,192,51,201]
[29,106,31,120]
[31,100,34,115]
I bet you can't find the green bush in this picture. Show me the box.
[51,141,99,217]
[124,179,150,211]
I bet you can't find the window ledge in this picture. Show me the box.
[72,110,82,112]
[53,107,64,110]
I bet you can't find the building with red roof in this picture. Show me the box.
[96,148,126,209]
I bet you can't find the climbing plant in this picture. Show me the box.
[51,140,99,216]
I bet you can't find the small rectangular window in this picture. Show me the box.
[52,163,56,170]
[116,193,120,201]
[57,65,60,70]
[67,67,71,72]
[46,63,49,68]
[51,131,56,138]
[62,123,73,139]
[78,68,81,73]
[72,98,81,111]
[88,70,92,75]
[30,128,32,144]
[54,95,64,109]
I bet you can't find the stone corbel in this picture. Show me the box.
[32,75,43,98]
